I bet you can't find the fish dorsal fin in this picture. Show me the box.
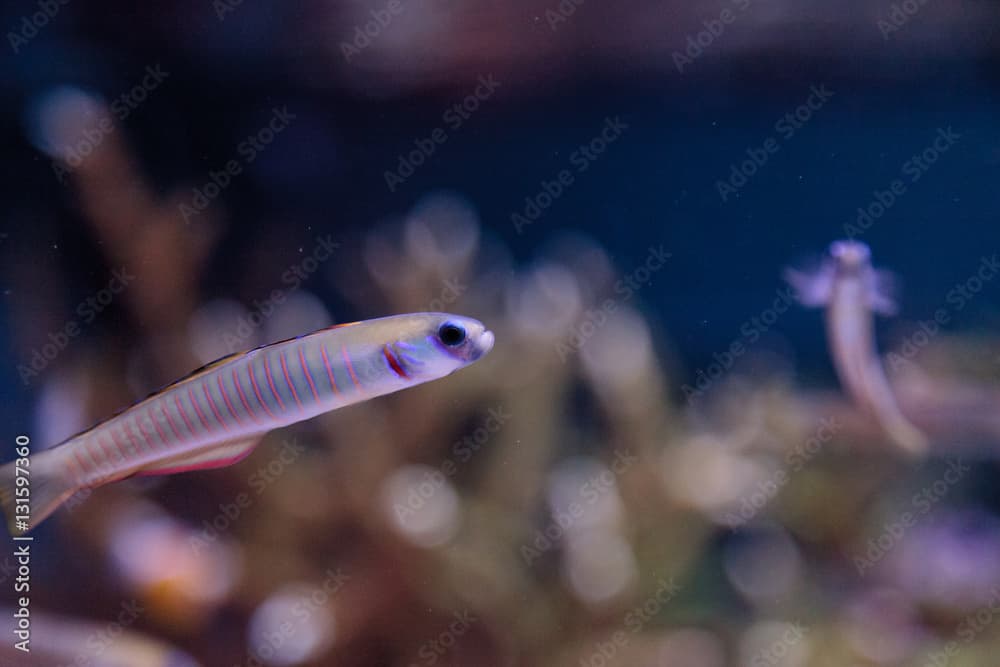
[176,320,359,382]
[135,434,264,476]
[323,320,360,330]
[166,351,245,388]
[260,321,362,349]
[55,351,248,448]
[45,323,357,451]
[107,322,347,413]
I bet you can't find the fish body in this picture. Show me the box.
[786,241,928,457]
[0,313,494,533]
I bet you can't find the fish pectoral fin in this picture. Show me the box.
[784,265,834,308]
[135,435,264,477]
[0,447,80,535]
[867,269,899,316]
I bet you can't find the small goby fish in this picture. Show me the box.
[785,240,928,457]
[0,313,494,534]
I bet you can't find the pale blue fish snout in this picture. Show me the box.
[478,329,495,358]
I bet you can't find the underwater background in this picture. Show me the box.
[2,1,1000,665]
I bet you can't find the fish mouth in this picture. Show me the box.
[476,330,495,358]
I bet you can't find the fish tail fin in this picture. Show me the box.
[0,447,81,535]
[862,362,930,458]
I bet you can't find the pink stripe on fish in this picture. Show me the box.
[104,433,125,465]
[279,351,304,409]
[80,438,101,469]
[217,375,244,426]
[72,450,90,482]
[159,402,183,443]
[135,412,155,447]
[101,434,121,468]
[262,355,287,411]
[174,394,197,436]
[233,368,262,424]
[91,435,112,463]
[66,452,84,484]
[202,383,230,430]
[320,343,340,395]
[298,347,320,402]
[126,420,149,454]
[136,406,167,448]
[341,345,362,391]
[187,387,213,433]
[247,362,277,419]
[110,426,131,459]
[146,406,169,447]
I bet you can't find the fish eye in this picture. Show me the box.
[438,322,466,347]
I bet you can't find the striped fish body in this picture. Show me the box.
[1,313,494,533]
[821,242,928,456]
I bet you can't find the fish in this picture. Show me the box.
[785,240,928,457]
[0,313,494,534]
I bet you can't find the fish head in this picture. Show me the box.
[390,313,494,378]
[829,240,872,275]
